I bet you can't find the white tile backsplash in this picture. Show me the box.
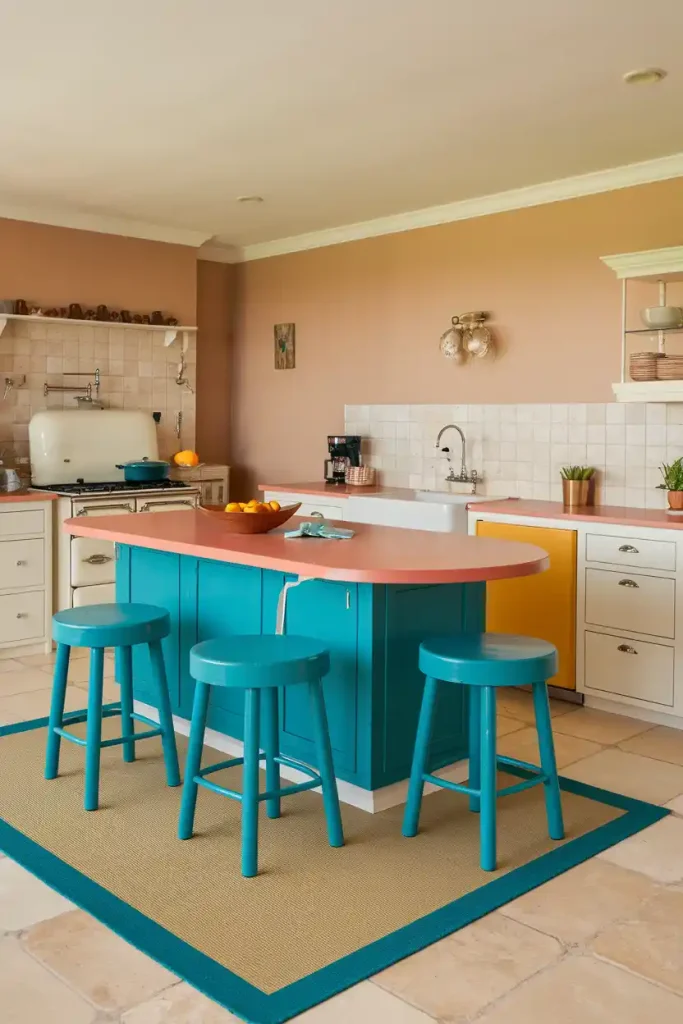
[345,403,680,509]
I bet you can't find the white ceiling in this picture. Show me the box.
[1,0,682,254]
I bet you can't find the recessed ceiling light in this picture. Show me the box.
[236,195,264,204]
[623,67,667,85]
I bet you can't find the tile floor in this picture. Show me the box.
[2,655,683,1023]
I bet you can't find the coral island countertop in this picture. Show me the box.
[469,498,683,531]
[0,489,58,504]
[65,509,549,585]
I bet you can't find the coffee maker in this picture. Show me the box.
[325,435,361,484]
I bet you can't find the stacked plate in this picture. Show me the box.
[656,356,683,380]
[630,351,662,381]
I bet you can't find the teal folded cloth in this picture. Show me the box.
[284,521,355,540]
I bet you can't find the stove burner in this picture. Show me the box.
[33,480,192,496]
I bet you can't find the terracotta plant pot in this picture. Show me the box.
[668,490,683,510]
[562,478,591,508]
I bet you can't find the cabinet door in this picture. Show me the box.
[263,573,358,774]
[189,559,263,736]
[476,520,577,690]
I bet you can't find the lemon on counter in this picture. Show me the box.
[174,450,200,468]
[225,502,242,513]
[268,500,281,511]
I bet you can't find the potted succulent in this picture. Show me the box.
[560,465,595,508]
[658,458,683,510]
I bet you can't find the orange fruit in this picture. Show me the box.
[268,500,281,512]
[225,502,242,513]
[243,505,259,513]
[173,450,200,467]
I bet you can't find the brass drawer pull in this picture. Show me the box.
[138,499,195,512]
[617,644,637,654]
[83,554,113,565]
[618,544,639,553]
[618,579,639,588]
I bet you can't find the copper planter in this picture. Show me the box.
[562,479,591,508]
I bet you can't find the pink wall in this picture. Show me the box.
[0,217,197,324]
[196,260,234,463]
[231,177,683,494]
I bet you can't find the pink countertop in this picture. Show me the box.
[0,489,58,504]
[259,481,414,500]
[470,498,683,531]
[65,510,549,585]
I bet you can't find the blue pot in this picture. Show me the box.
[116,459,171,483]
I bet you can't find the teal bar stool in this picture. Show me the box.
[45,603,181,811]
[402,633,564,871]
[178,634,344,878]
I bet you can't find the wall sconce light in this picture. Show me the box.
[439,311,494,363]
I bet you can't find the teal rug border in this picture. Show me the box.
[0,712,668,1024]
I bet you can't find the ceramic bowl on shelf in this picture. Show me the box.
[198,502,301,534]
[640,306,683,330]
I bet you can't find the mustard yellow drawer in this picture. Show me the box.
[476,520,577,690]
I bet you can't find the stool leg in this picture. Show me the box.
[402,676,439,838]
[532,681,565,841]
[45,643,71,780]
[148,640,181,788]
[309,680,344,848]
[178,681,210,840]
[468,687,481,813]
[480,685,497,871]
[118,646,135,764]
[84,648,105,812]
[242,688,261,878]
[263,687,281,820]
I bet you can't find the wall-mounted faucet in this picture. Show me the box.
[435,423,479,492]
[175,352,194,393]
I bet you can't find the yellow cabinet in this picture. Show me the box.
[475,520,577,690]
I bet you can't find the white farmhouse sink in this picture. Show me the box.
[345,491,496,533]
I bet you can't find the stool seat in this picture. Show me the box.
[419,633,557,687]
[190,635,330,688]
[52,603,170,649]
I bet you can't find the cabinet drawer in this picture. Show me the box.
[0,538,44,590]
[585,567,675,638]
[586,532,675,571]
[0,509,44,537]
[0,590,45,645]
[71,537,116,587]
[584,630,674,706]
[72,583,116,607]
[298,502,344,520]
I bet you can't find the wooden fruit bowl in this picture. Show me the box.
[198,502,301,534]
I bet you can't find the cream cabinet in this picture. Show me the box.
[262,491,346,521]
[469,507,683,728]
[0,501,53,659]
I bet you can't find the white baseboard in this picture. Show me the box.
[135,701,469,813]
[584,694,683,731]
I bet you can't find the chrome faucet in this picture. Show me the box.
[435,423,479,491]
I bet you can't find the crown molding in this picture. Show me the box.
[236,151,683,263]
[0,202,211,247]
[601,245,683,280]
[197,242,241,264]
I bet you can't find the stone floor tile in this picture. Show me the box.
[620,726,683,766]
[0,858,75,932]
[499,858,657,944]
[0,685,86,725]
[664,793,683,815]
[22,909,176,1012]
[475,954,683,1023]
[293,981,436,1022]
[0,666,66,698]
[0,936,96,1024]
[561,748,683,804]
[552,708,655,746]
[600,816,683,883]
[122,982,245,1023]
[373,911,561,1022]
[495,688,575,722]
[20,647,88,667]
[496,725,601,769]
[592,887,683,995]
[0,659,24,673]
[496,714,526,737]
[46,655,115,684]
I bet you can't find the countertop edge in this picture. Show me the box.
[0,490,58,503]
[467,498,683,532]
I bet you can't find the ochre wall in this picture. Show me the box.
[230,177,683,494]
[196,260,234,463]
[0,217,197,324]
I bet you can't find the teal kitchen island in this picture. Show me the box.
[66,510,548,808]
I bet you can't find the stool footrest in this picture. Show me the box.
[423,755,548,800]
[423,772,477,797]
[193,752,324,804]
[53,706,163,751]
